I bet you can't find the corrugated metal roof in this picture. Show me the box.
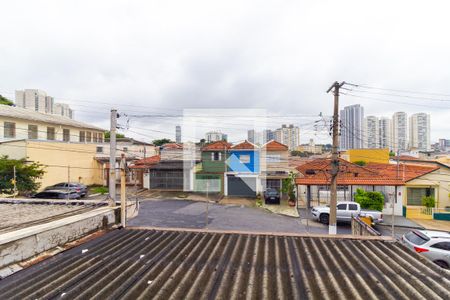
[0,229,448,299]
[0,104,103,131]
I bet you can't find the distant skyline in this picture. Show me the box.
[1,1,449,143]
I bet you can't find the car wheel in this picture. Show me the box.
[319,213,329,224]
[434,260,449,269]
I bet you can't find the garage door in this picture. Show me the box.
[227,175,256,197]
[150,170,184,190]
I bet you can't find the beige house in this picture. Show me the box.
[0,104,105,190]
[260,140,290,192]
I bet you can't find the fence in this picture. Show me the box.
[405,206,433,220]
[351,216,381,236]
[432,208,450,221]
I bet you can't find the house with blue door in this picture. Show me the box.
[224,140,260,197]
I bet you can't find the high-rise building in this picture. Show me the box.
[274,124,300,150]
[409,113,430,151]
[15,89,47,113]
[205,131,227,143]
[247,129,255,144]
[392,112,408,153]
[339,104,364,150]
[247,129,274,145]
[378,117,392,150]
[175,125,181,143]
[438,139,450,151]
[15,89,73,119]
[363,116,379,148]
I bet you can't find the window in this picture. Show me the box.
[211,152,221,161]
[86,131,92,142]
[96,146,103,153]
[266,154,280,163]
[337,204,347,210]
[123,147,128,152]
[348,204,358,211]
[63,129,70,142]
[407,188,435,206]
[98,132,103,143]
[4,122,16,138]
[28,125,38,139]
[47,127,55,140]
[79,131,86,142]
[239,154,250,163]
[93,132,98,143]
[430,242,450,251]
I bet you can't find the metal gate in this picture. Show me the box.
[150,170,184,190]
[227,175,256,197]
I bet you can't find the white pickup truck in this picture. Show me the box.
[311,201,383,224]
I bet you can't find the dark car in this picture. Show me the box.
[264,188,280,204]
[33,189,81,200]
[45,182,88,197]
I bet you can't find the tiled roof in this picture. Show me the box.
[295,158,404,186]
[161,143,183,149]
[365,163,439,182]
[1,229,448,299]
[393,155,420,161]
[231,140,257,150]
[261,140,288,151]
[0,104,103,131]
[201,140,232,151]
[129,155,161,169]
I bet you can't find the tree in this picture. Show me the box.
[389,150,396,157]
[104,131,125,139]
[354,188,384,211]
[0,156,45,194]
[421,196,435,208]
[152,138,173,146]
[0,95,14,106]
[354,160,367,166]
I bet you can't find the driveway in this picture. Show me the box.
[128,199,353,235]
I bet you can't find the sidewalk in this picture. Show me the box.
[409,219,450,231]
[379,215,424,229]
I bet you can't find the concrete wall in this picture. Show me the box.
[0,207,118,269]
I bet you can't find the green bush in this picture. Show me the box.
[421,196,435,208]
[91,186,108,195]
[354,188,384,211]
[354,160,367,166]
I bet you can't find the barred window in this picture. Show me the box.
[79,131,86,142]
[4,122,16,138]
[47,127,55,140]
[86,131,92,142]
[28,125,38,139]
[63,129,70,142]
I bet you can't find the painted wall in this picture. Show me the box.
[405,167,450,209]
[201,151,229,173]
[0,140,103,190]
[227,150,259,173]
[260,149,289,173]
[0,116,103,143]
[344,148,390,164]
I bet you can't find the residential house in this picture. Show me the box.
[140,142,200,191]
[225,140,260,197]
[196,140,231,193]
[260,140,289,194]
[295,158,405,215]
[0,104,105,189]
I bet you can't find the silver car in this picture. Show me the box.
[402,230,450,269]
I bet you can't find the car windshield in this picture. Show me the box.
[266,190,278,196]
[405,231,430,245]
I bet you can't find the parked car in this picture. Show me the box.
[311,201,383,224]
[264,188,280,204]
[45,182,88,197]
[33,189,81,200]
[402,230,450,269]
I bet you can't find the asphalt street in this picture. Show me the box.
[129,199,354,235]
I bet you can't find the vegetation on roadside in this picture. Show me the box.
[104,131,125,139]
[422,195,435,208]
[0,156,45,194]
[91,186,108,195]
[282,172,296,201]
[290,150,314,157]
[354,188,384,211]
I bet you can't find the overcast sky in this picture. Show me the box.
[1,1,449,143]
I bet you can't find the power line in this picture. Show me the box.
[345,82,450,98]
[341,92,450,109]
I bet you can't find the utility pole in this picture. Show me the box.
[120,154,127,228]
[326,81,345,235]
[13,165,17,198]
[109,109,118,206]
